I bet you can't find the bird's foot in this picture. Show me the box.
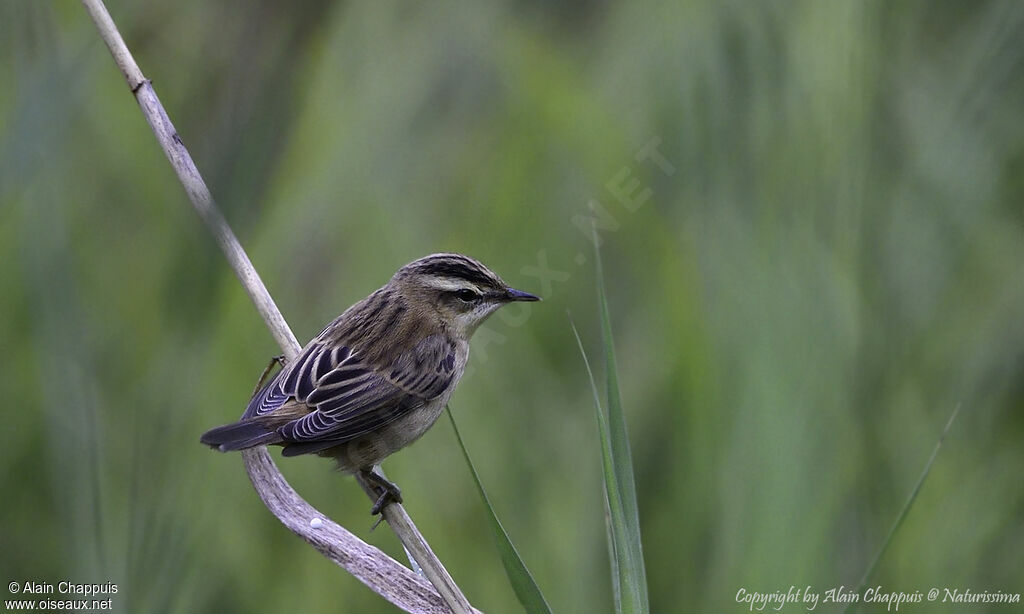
[360,469,403,522]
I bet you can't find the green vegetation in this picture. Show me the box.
[447,406,552,614]
[2,2,1023,612]
[569,232,648,614]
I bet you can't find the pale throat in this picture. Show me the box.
[453,303,503,338]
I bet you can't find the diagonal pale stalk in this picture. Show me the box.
[79,1,475,612]
[843,404,962,614]
[446,406,552,614]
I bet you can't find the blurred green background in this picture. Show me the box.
[2,1,1023,612]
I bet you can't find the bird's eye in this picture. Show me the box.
[454,289,480,302]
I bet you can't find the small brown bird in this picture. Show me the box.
[201,253,539,514]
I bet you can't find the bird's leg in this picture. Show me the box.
[360,468,403,518]
[250,354,286,398]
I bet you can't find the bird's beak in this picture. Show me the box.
[504,287,541,302]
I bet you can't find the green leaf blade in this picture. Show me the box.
[569,312,645,614]
[446,407,553,614]
[843,403,963,614]
[594,238,649,614]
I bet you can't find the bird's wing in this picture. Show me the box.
[252,334,457,450]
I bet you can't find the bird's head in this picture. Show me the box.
[391,253,540,338]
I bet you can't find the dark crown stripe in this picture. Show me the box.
[411,255,500,288]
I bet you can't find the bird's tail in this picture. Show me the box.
[200,419,281,452]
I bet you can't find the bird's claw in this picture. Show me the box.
[360,469,403,526]
[369,480,402,515]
